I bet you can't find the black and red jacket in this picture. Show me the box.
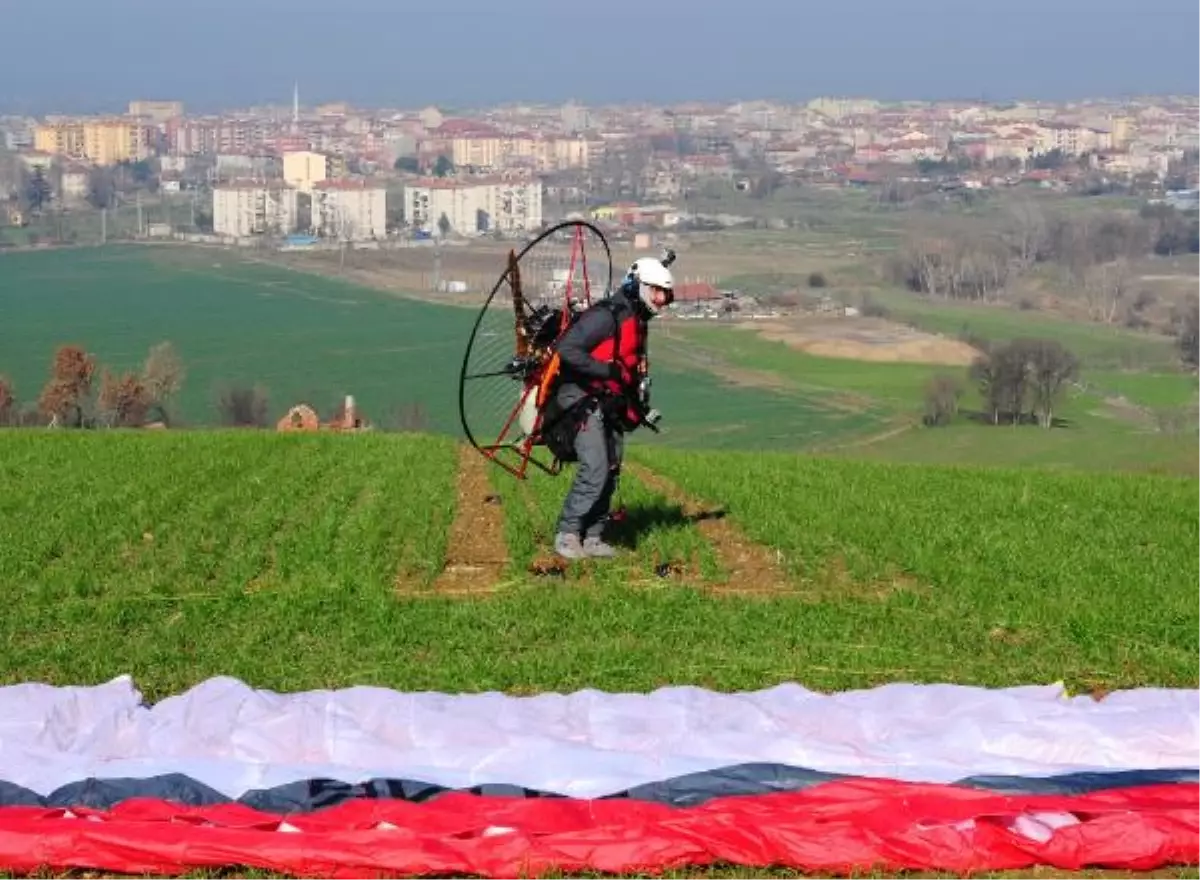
[552,288,646,423]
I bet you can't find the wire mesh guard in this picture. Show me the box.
[459,221,613,479]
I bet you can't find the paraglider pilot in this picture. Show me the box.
[544,254,675,560]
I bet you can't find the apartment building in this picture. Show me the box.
[310,179,387,240]
[212,182,297,238]
[33,121,86,159]
[164,118,272,156]
[282,150,329,192]
[1033,122,1113,155]
[449,134,590,172]
[404,176,542,235]
[33,118,152,165]
[128,100,183,123]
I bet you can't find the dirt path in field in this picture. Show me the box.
[624,463,790,596]
[625,463,929,602]
[397,445,509,596]
[732,317,982,366]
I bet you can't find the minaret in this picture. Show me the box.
[292,81,299,132]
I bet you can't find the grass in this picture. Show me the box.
[659,322,943,407]
[487,456,725,583]
[833,418,1199,476]
[0,244,883,452]
[0,429,1195,878]
[863,289,1182,370]
[1081,369,1199,408]
[0,244,477,431]
[1,430,1195,702]
[0,430,460,697]
[632,445,1199,691]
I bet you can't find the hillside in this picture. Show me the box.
[0,245,887,450]
[1,429,1195,702]
[2,243,1196,477]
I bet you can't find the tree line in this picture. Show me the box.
[923,302,1198,431]
[923,337,1081,429]
[0,343,433,432]
[0,342,185,429]
[888,200,1198,328]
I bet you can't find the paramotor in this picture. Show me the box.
[457,220,614,479]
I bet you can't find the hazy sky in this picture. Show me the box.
[2,0,1196,113]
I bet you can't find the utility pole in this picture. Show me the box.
[433,235,441,292]
[136,191,143,238]
[100,207,107,245]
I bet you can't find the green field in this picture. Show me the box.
[0,245,473,431]
[1,187,1197,880]
[863,288,1184,371]
[1,430,1195,701]
[1,242,1195,481]
[0,245,882,450]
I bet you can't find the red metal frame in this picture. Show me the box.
[477,224,593,480]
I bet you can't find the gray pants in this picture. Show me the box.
[555,403,624,539]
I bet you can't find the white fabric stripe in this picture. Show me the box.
[1,676,1196,800]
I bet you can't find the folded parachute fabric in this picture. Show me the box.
[0,675,1196,877]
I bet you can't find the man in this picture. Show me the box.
[546,255,675,560]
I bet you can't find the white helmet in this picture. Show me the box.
[628,257,675,316]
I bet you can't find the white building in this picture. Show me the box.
[282,150,329,192]
[60,165,91,204]
[212,183,297,238]
[404,176,542,236]
[310,179,387,240]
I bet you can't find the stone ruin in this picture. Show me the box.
[276,394,369,432]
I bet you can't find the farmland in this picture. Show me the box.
[1,227,1197,878]
[0,429,1195,702]
[1,242,1195,474]
[0,244,882,450]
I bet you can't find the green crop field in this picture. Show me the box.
[1,429,1195,702]
[862,289,1184,371]
[2,243,1194,476]
[0,244,883,451]
[0,244,473,432]
[1,188,1197,880]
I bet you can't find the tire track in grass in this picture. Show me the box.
[420,444,511,596]
[597,468,722,590]
[487,453,542,577]
[624,462,790,596]
[486,455,724,590]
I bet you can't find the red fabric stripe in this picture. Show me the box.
[0,780,1195,877]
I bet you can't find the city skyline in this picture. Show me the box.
[0,0,1195,115]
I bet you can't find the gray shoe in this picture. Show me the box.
[582,536,618,558]
[554,532,587,560]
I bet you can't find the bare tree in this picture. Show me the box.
[993,342,1033,424]
[967,338,1080,428]
[895,233,1014,302]
[0,375,15,426]
[38,345,96,428]
[86,167,116,210]
[96,369,153,428]
[215,383,270,427]
[142,341,186,418]
[1023,339,1079,429]
[923,373,963,426]
[1081,259,1133,324]
[969,355,1005,425]
[1001,198,1048,269]
[1052,214,1094,288]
